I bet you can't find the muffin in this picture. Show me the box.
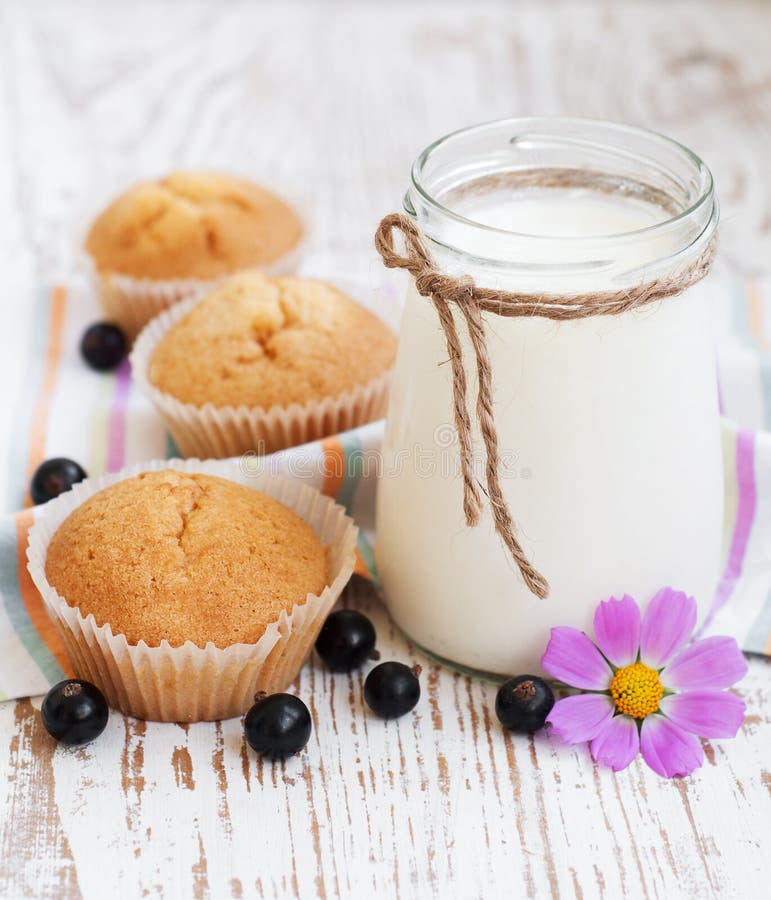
[45,471,327,647]
[131,270,397,457]
[27,462,358,722]
[85,171,304,338]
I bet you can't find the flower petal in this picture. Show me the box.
[659,691,745,738]
[640,587,697,668]
[640,715,704,778]
[593,594,641,667]
[663,636,748,691]
[541,627,612,689]
[590,715,640,771]
[546,693,615,744]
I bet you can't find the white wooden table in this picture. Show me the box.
[1,2,770,897]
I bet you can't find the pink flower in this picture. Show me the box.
[541,588,748,777]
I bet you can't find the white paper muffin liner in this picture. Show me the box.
[129,287,393,458]
[26,458,358,723]
[87,241,305,340]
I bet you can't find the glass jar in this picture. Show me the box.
[376,117,721,677]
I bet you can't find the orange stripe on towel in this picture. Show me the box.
[353,548,370,578]
[321,437,372,580]
[15,509,72,676]
[25,286,68,506]
[320,436,346,499]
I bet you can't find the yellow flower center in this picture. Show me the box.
[609,662,663,719]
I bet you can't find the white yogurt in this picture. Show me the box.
[376,186,722,676]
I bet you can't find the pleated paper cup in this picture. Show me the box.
[129,288,393,458]
[86,240,305,341]
[26,458,358,723]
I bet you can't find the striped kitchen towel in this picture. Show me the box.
[0,274,770,700]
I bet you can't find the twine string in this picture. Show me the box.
[375,210,716,600]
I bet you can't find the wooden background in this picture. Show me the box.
[1,1,770,897]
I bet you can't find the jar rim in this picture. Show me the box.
[406,116,716,250]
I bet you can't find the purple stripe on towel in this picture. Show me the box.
[704,429,757,631]
[106,358,132,472]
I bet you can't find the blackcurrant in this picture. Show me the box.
[495,675,555,733]
[41,679,109,746]
[30,457,87,505]
[315,609,376,672]
[244,693,312,758]
[364,661,421,719]
[80,322,127,372]
[340,572,382,605]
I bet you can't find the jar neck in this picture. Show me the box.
[404,118,717,293]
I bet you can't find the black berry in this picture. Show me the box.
[244,693,312,758]
[340,572,382,605]
[495,675,554,733]
[316,609,377,672]
[30,457,87,505]
[41,679,109,745]
[364,662,421,719]
[80,322,127,372]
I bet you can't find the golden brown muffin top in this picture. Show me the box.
[85,171,303,280]
[148,270,397,408]
[44,470,327,649]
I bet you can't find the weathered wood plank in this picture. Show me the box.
[0,646,768,899]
